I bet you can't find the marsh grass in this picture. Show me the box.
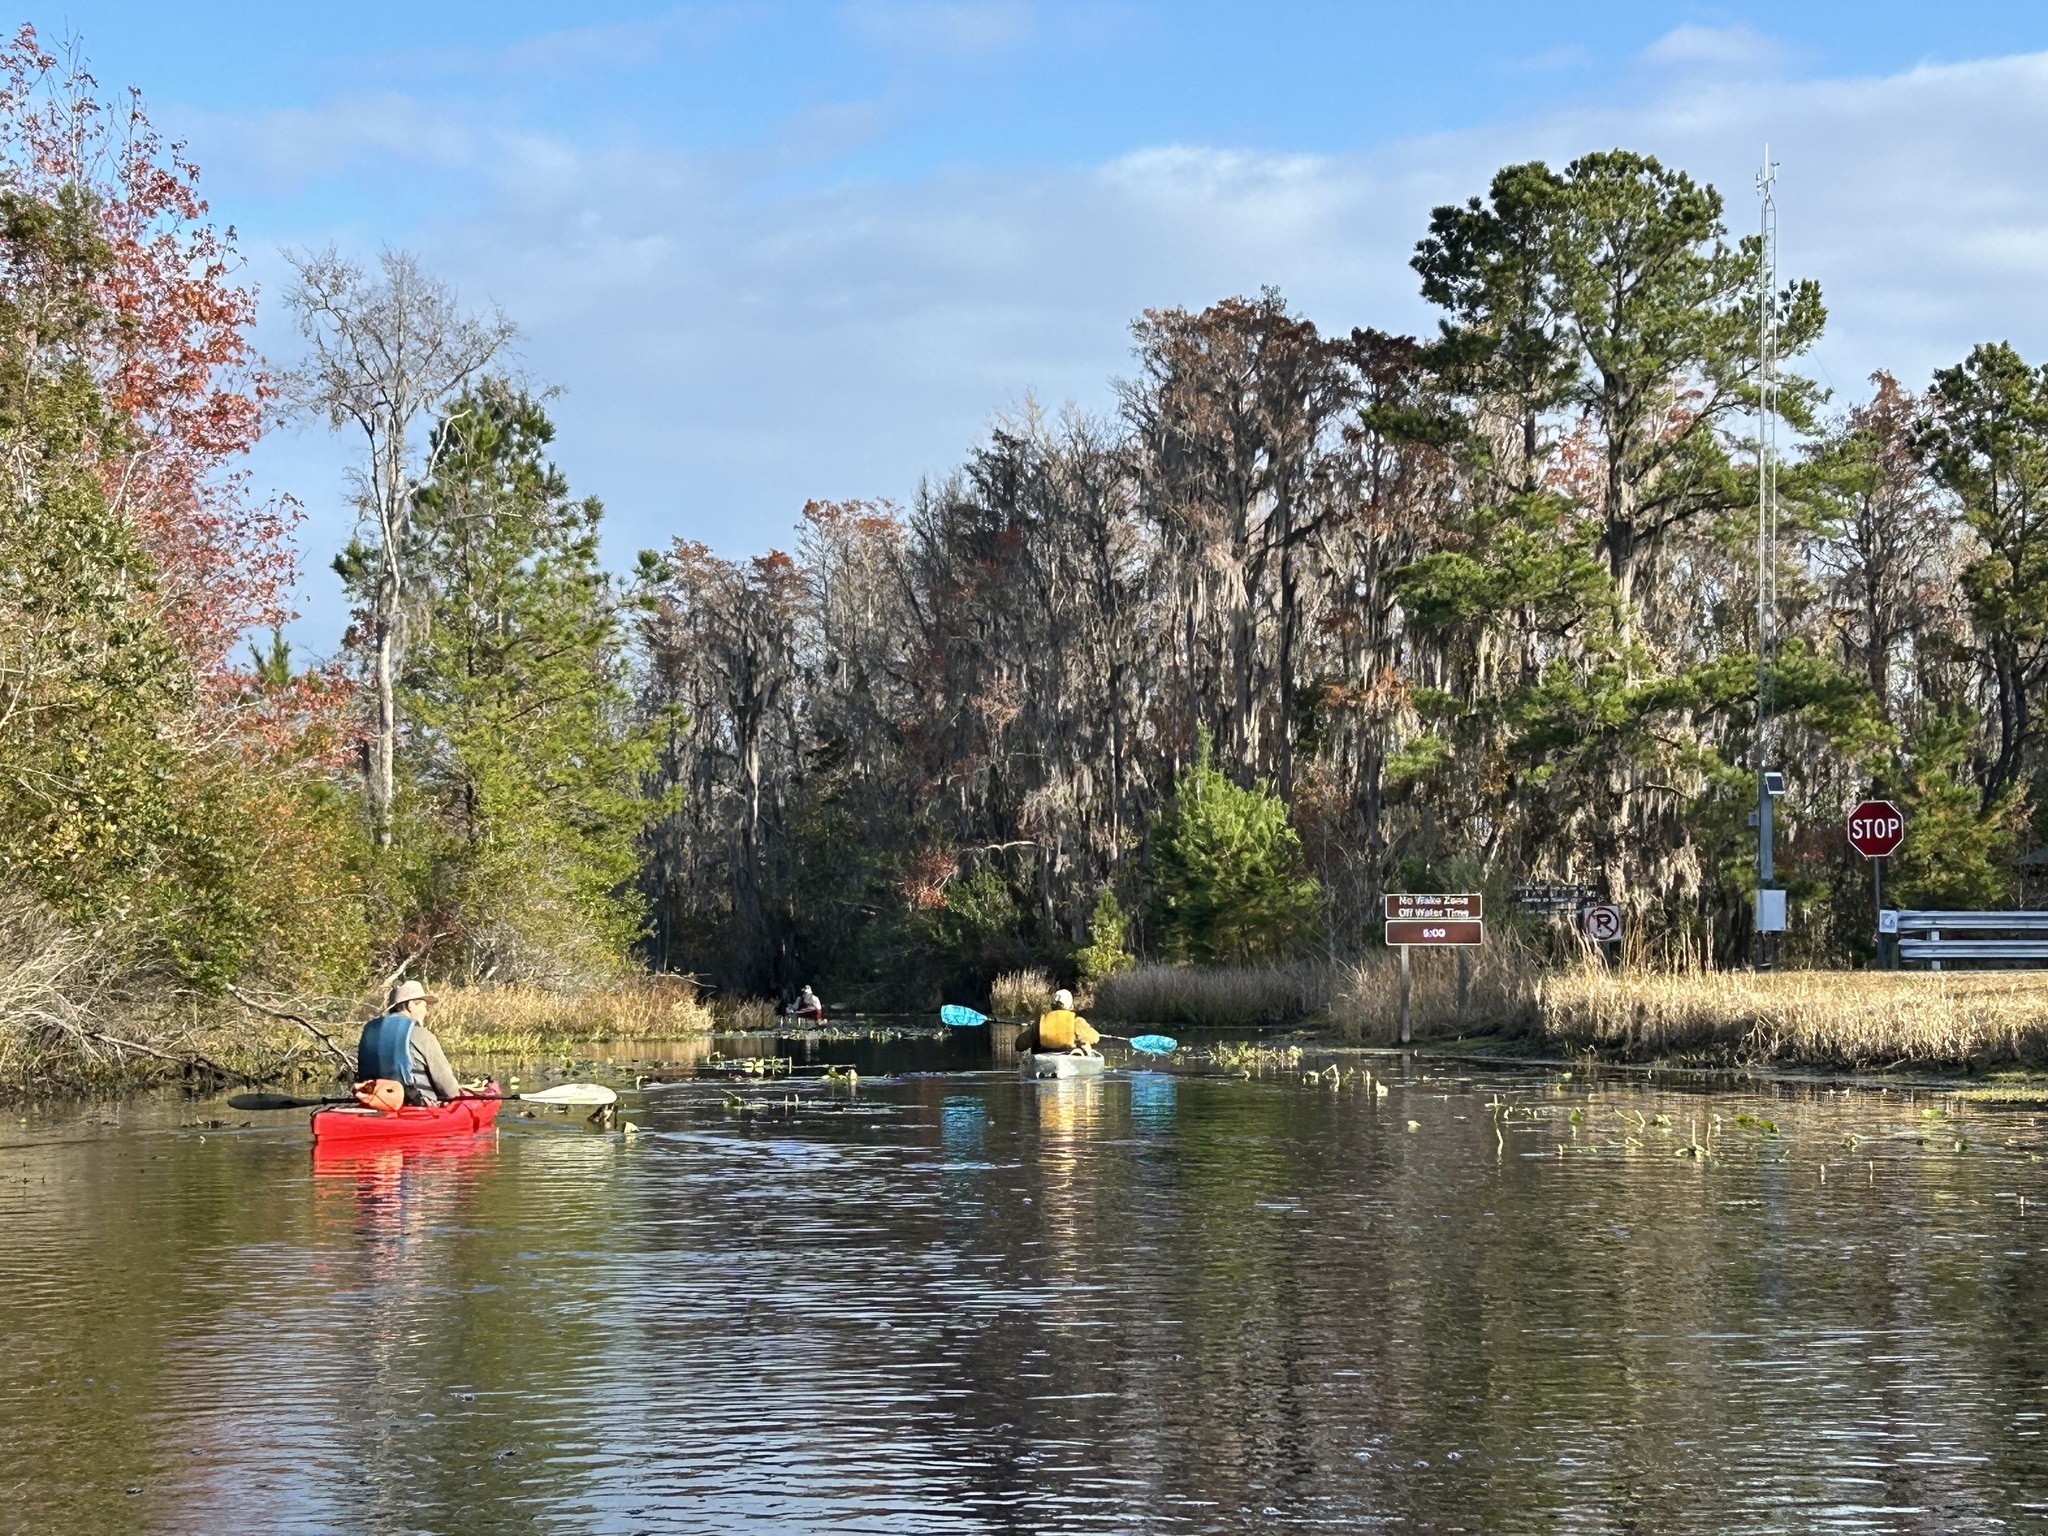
[1091,961,1334,1028]
[424,976,715,1055]
[709,995,779,1032]
[1094,942,1543,1035]
[1330,938,1544,1042]
[1084,943,2048,1073]
[991,968,1058,1019]
[1535,966,2048,1069]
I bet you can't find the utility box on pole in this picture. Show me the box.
[1756,888,1787,933]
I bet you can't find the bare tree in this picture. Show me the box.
[283,247,515,846]
[1807,373,1962,723]
[1123,293,1351,790]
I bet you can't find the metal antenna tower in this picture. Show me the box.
[1754,147,1782,963]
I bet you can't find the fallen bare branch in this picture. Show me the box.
[226,985,357,1071]
[82,1030,255,1085]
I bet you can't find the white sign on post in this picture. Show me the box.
[1582,905,1623,943]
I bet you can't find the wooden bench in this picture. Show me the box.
[1880,910,2048,969]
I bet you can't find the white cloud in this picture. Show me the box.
[841,1,1036,57]
[1640,24,1785,73]
[199,93,486,190]
[1506,44,1593,76]
[237,46,2048,649]
[375,8,749,79]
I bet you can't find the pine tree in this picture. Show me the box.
[394,380,655,981]
[1888,714,2015,909]
[1147,735,1320,963]
[1075,887,1135,986]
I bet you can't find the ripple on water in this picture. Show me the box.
[4,1063,2048,1532]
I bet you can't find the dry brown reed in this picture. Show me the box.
[1329,937,1544,1043]
[0,891,108,1083]
[1535,966,2048,1068]
[0,890,283,1093]
[709,995,780,1032]
[425,975,715,1054]
[1090,961,1335,1028]
[992,968,1059,1019]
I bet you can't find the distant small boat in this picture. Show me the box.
[1022,1048,1105,1080]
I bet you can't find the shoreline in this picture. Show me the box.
[15,964,2048,1103]
[1290,1031,2048,1098]
[14,1019,2048,1109]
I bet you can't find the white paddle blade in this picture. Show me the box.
[519,1083,618,1107]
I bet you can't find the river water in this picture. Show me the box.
[7,1037,2048,1534]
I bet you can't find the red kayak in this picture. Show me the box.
[310,1087,502,1147]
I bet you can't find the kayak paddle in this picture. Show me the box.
[940,1005,1176,1055]
[228,1083,619,1111]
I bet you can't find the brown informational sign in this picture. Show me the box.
[1383,893,1483,921]
[1385,919,1485,946]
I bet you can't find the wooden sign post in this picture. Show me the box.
[1383,894,1485,1044]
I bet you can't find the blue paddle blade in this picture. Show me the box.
[940,1004,990,1027]
[1129,1034,1178,1055]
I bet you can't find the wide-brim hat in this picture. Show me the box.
[389,980,437,1009]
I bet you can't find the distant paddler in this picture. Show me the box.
[787,985,826,1023]
[351,981,471,1111]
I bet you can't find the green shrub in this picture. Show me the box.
[1889,713,2015,909]
[1147,739,1321,963]
[1075,887,1135,986]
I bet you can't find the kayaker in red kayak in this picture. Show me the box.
[352,981,470,1111]
[786,985,826,1023]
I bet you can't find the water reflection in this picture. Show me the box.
[6,1060,2048,1531]
[940,1094,985,1161]
[1130,1070,1178,1134]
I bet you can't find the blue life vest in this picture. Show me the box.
[355,1013,416,1084]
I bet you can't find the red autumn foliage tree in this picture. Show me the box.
[0,25,294,675]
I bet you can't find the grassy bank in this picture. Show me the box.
[1091,961,1337,1029]
[425,978,716,1054]
[1087,952,2048,1072]
[1533,967,2048,1069]
[22,956,2048,1096]
[0,975,727,1097]
[1086,946,1539,1035]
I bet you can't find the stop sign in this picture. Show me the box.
[1847,799,1905,858]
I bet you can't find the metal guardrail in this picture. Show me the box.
[1881,910,2048,969]
[1896,939,2048,961]
[1885,910,2048,933]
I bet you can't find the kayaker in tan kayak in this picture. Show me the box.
[352,980,468,1111]
[1015,989,1100,1053]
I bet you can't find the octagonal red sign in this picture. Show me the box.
[1846,799,1905,858]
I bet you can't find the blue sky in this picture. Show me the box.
[46,2,2048,649]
